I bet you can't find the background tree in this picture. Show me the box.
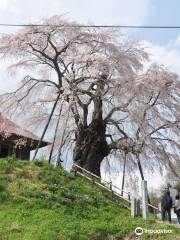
[0,16,179,177]
[149,188,161,206]
[165,162,180,191]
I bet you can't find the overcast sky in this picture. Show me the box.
[1,0,179,190]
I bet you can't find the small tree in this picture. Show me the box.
[0,16,179,177]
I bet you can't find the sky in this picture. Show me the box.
[0,0,179,191]
[1,0,180,90]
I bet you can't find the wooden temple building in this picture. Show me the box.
[0,113,49,160]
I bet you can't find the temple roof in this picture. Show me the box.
[0,113,49,149]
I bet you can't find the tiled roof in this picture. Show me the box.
[0,112,49,147]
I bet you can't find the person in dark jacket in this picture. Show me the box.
[161,191,173,222]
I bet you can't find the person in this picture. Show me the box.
[174,195,180,225]
[161,191,173,222]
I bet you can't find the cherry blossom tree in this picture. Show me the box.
[0,16,179,177]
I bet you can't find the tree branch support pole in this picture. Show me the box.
[136,154,151,204]
[33,92,61,160]
[48,103,63,164]
[137,154,144,180]
[121,152,127,196]
[56,104,71,166]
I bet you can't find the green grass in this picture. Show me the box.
[0,157,179,240]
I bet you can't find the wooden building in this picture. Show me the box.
[0,113,49,160]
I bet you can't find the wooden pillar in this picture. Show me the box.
[8,144,12,156]
[154,208,157,219]
[109,181,113,199]
[48,103,63,164]
[74,169,77,177]
[141,180,148,219]
[136,154,151,204]
[91,175,95,186]
[33,91,61,161]
[128,192,131,201]
[158,203,163,220]
[131,197,136,218]
[136,199,141,216]
[121,153,127,196]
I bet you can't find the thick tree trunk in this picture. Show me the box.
[73,119,110,176]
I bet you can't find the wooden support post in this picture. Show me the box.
[136,199,141,216]
[74,169,77,177]
[128,192,131,201]
[158,203,163,220]
[56,104,71,166]
[48,103,63,164]
[141,180,148,219]
[121,153,127,196]
[131,197,136,218]
[154,209,157,218]
[91,175,95,186]
[137,157,144,180]
[136,154,151,204]
[110,182,113,199]
[33,92,61,161]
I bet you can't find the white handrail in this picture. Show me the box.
[72,163,159,212]
[73,163,131,196]
[73,164,131,203]
[73,163,101,179]
[76,171,131,207]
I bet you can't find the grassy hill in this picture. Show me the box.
[0,157,179,240]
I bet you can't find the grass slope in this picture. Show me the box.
[0,157,179,240]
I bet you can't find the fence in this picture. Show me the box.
[73,163,131,209]
[72,163,160,219]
